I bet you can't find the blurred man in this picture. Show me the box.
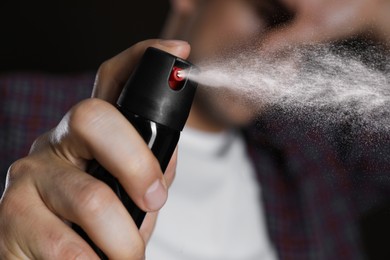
[149,1,390,258]
[1,0,389,259]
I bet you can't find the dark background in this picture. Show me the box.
[0,0,170,73]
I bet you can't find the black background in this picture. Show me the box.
[0,0,170,73]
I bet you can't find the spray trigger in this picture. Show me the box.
[169,66,186,90]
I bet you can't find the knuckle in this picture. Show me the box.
[6,158,32,184]
[98,60,110,74]
[7,159,29,182]
[70,99,106,126]
[98,59,116,80]
[69,99,113,136]
[30,132,51,153]
[76,180,117,219]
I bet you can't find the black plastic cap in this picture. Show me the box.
[117,47,198,131]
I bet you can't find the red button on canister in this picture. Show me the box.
[169,66,185,90]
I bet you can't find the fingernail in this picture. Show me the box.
[158,39,189,47]
[144,179,167,211]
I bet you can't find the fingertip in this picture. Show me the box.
[143,178,168,212]
[155,39,191,59]
[133,39,191,59]
[157,39,189,47]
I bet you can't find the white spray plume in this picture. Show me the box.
[186,45,390,132]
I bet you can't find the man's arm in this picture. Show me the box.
[0,39,190,259]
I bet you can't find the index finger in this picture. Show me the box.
[92,39,191,103]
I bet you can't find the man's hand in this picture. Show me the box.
[0,39,190,259]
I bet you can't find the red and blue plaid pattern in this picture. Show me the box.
[0,73,94,192]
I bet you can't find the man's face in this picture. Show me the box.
[184,0,269,128]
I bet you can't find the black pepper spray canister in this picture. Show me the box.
[73,47,198,258]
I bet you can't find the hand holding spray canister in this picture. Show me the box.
[73,47,198,258]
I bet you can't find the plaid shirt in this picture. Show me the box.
[1,73,389,259]
[245,109,390,259]
[0,73,94,192]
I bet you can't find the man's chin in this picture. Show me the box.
[194,89,259,129]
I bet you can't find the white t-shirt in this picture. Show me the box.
[146,127,276,260]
